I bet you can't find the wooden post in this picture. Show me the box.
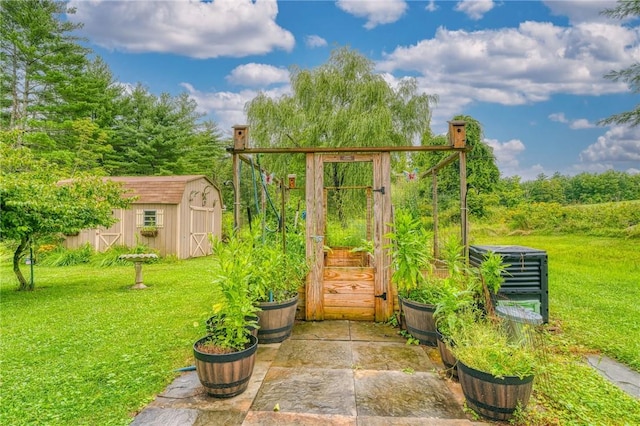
[460,150,468,260]
[281,179,286,253]
[232,153,240,231]
[432,170,439,259]
[306,153,324,320]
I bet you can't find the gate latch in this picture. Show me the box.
[375,292,387,301]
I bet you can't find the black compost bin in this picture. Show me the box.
[469,245,549,323]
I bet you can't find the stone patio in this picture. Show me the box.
[130,321,486,425]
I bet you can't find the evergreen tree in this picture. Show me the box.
[599,1,640,127]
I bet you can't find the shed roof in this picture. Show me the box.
[105,175,217,204]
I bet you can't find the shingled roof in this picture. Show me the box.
[105,175,215,204]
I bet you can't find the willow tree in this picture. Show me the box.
[246,47,437,223]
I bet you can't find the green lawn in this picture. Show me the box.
[0,258,213,425]
[1,235,640,425]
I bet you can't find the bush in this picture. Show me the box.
[37,243,93,266]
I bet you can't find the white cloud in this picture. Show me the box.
[455,0,495,21]
[336,0,407,29]
[579,125,640,163]
[226,63,290,87]
[549,113,596,129]
[378,21,639,108]
[305,35,328,48]
[627,168,640,175]
[484,138,526,176]
[569,118,596,129]
[549,112,568,123]
[67,0,294,58]
[181,83,291,136]
[425,1,438,13]
[543,0,619,24]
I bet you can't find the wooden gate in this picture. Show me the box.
[305,153,392,321]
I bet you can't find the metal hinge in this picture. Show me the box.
[375,292,387,301]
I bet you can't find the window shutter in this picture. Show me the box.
[156,210,164,228]
[136,209,143,227]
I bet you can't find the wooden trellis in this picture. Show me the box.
[229,122,467,322]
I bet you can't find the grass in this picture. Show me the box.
[0,258,213,425]
[472,233,640,425]
[1,234,640,425]
[472,234,640,370]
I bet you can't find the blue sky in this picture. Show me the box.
[66,0,640,180]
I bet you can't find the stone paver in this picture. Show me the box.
[129,321,481,425]
[587,354,640,399]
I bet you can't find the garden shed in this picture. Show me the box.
[63,175,222,259]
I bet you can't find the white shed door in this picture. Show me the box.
[189,206,215,257]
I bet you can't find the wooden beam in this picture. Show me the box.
[228,145,464,154]
[420,152,459,178]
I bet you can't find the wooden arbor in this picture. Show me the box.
[229,123,468,322]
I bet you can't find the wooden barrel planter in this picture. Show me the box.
[193,334,258,398]
[256,295,298,344]
[436,329,457,378]
[457,361,534,421]
[400,297,437,346]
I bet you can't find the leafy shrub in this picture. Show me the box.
[37,243,93,266]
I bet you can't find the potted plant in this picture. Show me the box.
[387,209,446,346]
[193,234,260,398]
[448,315,539,421]
[139,225,158,237]
[434,248,507,377]
[249,230,309,343]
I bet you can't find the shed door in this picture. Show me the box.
[190,206,215,257]
[97,210,123,252]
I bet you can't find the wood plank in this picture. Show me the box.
[324,293,375,307]
[323,268,374,281]
[381,152,393,319]
[305,153,324,320]
[324,307,374,321]
[321,154,375,163]
[324,280,374,295]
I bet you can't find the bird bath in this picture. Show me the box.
[119,253,158,289]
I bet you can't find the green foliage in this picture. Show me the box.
[478,251,509,295]
[500,200,640,237]
[386,209,433,295]
[449,316,538,379]
[37,243,93,267]
[598,2,640,127]
[207,235,259,351]
[414,115,500,217]
[475,234,640,371]
[0,135,131,289]
[248,227,309,303]
[521,171,640,205]
[247,46,437,223]
[0,256,214,425]
[326,219,368,247]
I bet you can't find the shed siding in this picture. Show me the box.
[62,175,222,259]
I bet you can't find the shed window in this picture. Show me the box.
[136,209,164,228]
